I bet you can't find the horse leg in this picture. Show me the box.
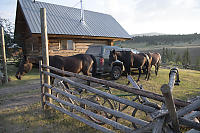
[147,66,151,80]
[137,67,142,82]
[145,67,148,80]
[154,65,157,76]
[125,66,131,85]
[155,64,159,76]
[81,62,93,86]
[143,67,147,74]
[145,66,149,80]
[82,70,91,86]
[157,63,160,75]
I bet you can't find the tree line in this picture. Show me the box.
[128,33,200,45]
[162,47,200,70]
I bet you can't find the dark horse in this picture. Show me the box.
[109,50,151,82]
[16,54,97,85]
[150,52,161,76]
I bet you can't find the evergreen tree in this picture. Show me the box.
[175,54,182,65]
[162,47,166,63]
[182,48,191,68]
[171,50,176,62]
[195,57,200,70]
[165,48,169,63]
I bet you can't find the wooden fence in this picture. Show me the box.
[39,63,200,132]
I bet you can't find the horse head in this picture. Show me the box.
[109,49,117,66]
[15,56,33,80]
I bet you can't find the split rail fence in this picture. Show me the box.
[39,62,200,133]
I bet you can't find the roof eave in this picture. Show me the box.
[32,33,131,41]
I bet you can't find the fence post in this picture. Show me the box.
[152,117,165,133]
[40,8,52,109]
[39,60,45,109]
[160,68,180,132]
[161,84,180,132]
[1,27,8,84]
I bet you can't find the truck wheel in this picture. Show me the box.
[111,66,122,80]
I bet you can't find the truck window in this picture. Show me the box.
[86,46,101,56]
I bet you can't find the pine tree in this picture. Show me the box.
[162,47,166,63]
[182,48,190,68]
[165,48,169,63]
[195,57,200,70]
[176,54,182,65]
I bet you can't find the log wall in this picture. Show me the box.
[24,37,109,62]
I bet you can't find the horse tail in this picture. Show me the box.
[90,54,97,76]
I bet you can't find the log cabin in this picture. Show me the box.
[14,0,131,63]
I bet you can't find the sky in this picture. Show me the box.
[0,0,200,35]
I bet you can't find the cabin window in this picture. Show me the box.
[60,40,74,50]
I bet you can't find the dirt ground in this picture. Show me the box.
[0,80,40,110]
[0,78,101,110]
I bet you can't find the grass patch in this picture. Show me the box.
[0,65,39,89]
[116,68,200,101]
[0,103,100,133]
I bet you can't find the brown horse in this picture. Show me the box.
[109,50,151,82]
[150,52,161,76]
[16,54,97,85]
[15,55,33,80]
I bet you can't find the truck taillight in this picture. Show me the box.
[100,58,104,65]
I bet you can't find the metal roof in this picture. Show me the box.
[18,0,131,39]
